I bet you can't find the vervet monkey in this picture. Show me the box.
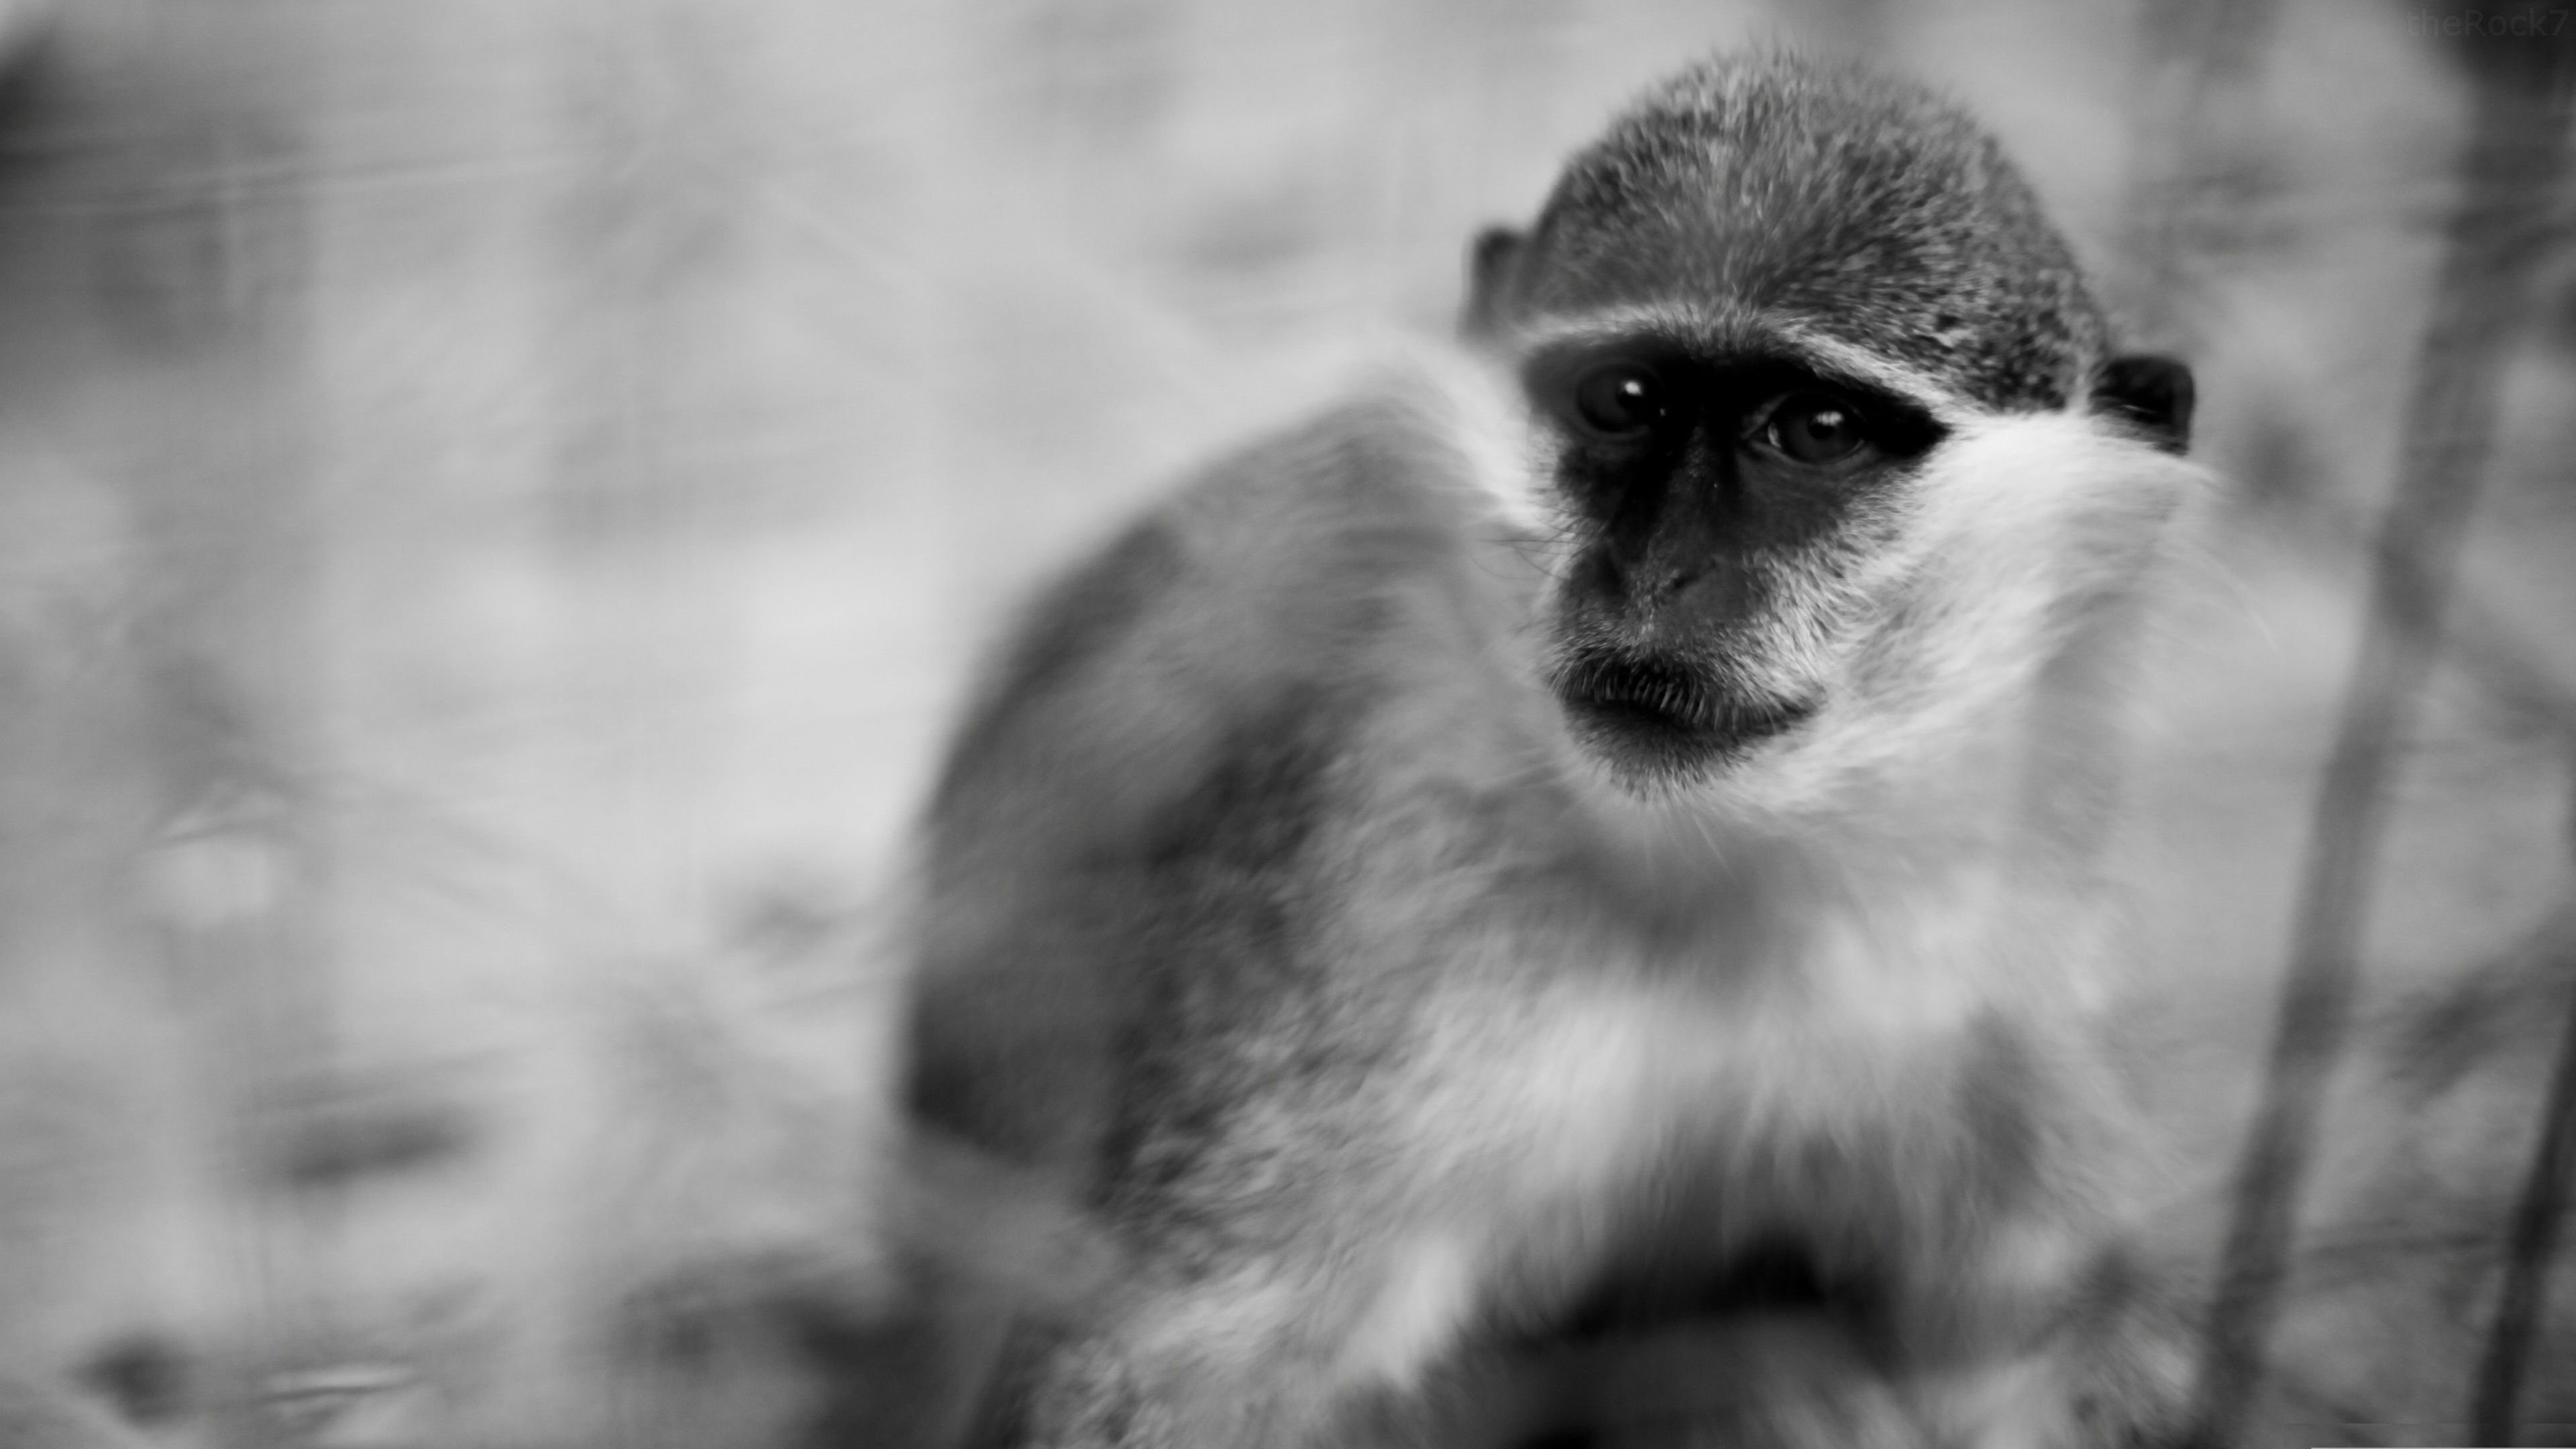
[904,51,2202,1448]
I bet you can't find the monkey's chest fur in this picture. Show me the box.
[906,396,2133,1409]
[1102,713,2094,1363]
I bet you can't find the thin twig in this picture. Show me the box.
[2275,488,2576,746]
[2469,765,2576,1442]
[2186,52,2574,1448]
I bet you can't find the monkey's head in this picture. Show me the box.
[1462,53,2196,806]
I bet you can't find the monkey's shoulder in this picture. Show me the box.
[908,392,1534,1167]
[928,391,1532,846]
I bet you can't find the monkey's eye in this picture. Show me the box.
[1755,391,1872,465]
[1570,362,1666,439]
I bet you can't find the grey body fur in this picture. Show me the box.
[906,52,2201,1448]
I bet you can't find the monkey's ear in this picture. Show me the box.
[2088,354,2194,455]
[1462,225,1524,341]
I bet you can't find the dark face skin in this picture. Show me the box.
[1517,329,1951,782]
[1455,59,2196,791]
[1467,238,2188,790]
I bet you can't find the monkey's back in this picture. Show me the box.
[904,387,1572,1207]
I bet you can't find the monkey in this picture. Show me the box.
[901,50,2204,1449]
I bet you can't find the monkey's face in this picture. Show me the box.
[1518,330,1949,788]
[1464,58,2196,805]
[1494,321,2192,806]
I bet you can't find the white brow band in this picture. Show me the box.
[1508,304,1987,425]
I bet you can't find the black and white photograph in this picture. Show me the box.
[0,1,2569,1446]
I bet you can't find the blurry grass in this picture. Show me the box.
[0,0,2564,1442]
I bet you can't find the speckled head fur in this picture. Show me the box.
[1474,52,2111,413]
[1451,50,2196,802]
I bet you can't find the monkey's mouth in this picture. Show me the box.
[1551,651,1815,775]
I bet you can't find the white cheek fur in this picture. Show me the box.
[1688,411,2206,824]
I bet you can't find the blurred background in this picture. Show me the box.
[0,0,2569,1444]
